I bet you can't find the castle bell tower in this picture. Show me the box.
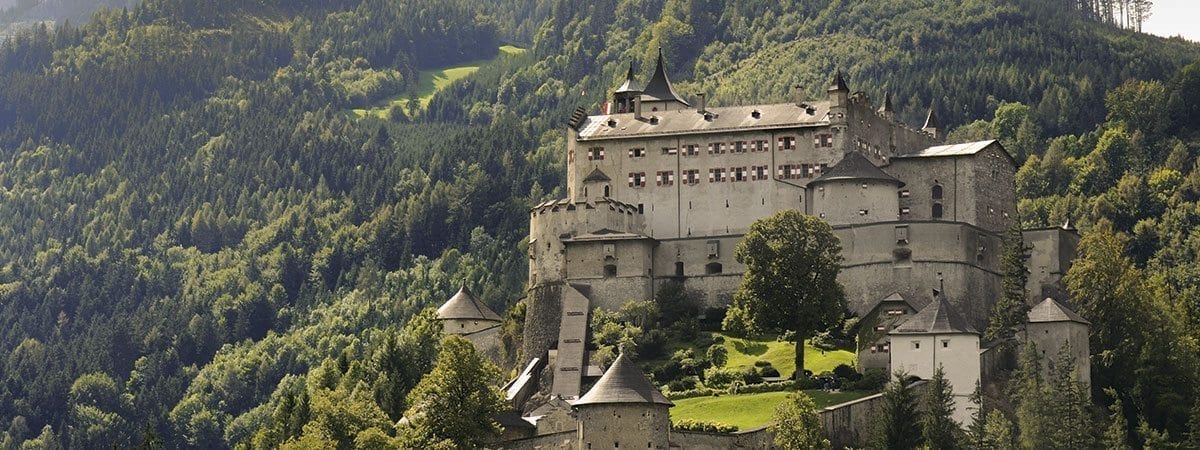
[612,61,642,114]
[828,69,850,154]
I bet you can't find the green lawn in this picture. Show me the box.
[670,390,872,430]
[717,333,855,378]
[351,45,526,119]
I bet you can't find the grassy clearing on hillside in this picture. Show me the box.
[716,333,855,378]
[351,45,525,119]
[670,390,872,430]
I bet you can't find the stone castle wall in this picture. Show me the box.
[522,283,563,362]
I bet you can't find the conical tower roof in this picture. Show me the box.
[614,61,643,94]
[922,106,940,130]
[811,151,904,187]
[436,285,501,322]
[891,292,977,335]
[641,49,689,106]
[573,353,673,407]
[878,91,894,114]
[1028,297,1089,324]
[829,70,849,92]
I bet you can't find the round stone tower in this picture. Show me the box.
[435,285,501,335]
[572,353,673,450]
[810,151,904,225]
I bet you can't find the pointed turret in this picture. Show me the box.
[878,91,895,120]
[922,106,941,139]
[828,69,849,93]
[640,49,689,110]
[574,353,673,406]
[436,285,501,335]
[891,291,977,335]
[612,61,643,114]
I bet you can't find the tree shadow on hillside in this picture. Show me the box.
[732,340,768,356]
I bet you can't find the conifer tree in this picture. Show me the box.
[985,223,1030,343]
[1012,342,1049,449]
[1045,347,1095,449]
[966,381,988,449]
[981,410,1016,450]
[874,371,921,450]
[1103,388,1131,450]
[921,366,960,449]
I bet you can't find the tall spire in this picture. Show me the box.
[922,106,940,130]
[640,48,689,107]
[614,60,642,94]
[879,91,894,113]
[829,69,849,93]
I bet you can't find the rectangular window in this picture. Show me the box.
[778,136,796,150]
[895,225,909,243]
[732,166,748,182]
[942,340,950,348]
[881,343,890,352]
[886,309,906,316]
[656,171,675,186]
[899,190,911,198]
[661,147,677,155]
[913,341,921,350]
[754,140,769,152]
[751,165,768,181]
[708,168,727,182]
[801,163,813,178]
[683,144,700,157]
[628,172,646,187]
[588,147,605,160]
[874,324,886,332]
[815,134,833,148]
[628,148,645,158]
[734,141,747,153]
[683,169,700,185]
[900,207,911,215]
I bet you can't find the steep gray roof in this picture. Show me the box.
[891,293,978,335]
[878,91,894,114]
[1028,297,1090,324]
[614,62,643,94]
[573,353,673,407]
[641,50,689,106]
[811,152,904,186]
[436,285,501,322]
[583,167,611,182]
[922,107,940,130]
[829,70,849,92]
[576,102,830,141]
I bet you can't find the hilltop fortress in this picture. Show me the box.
[522,52,1077,397]
[434,53,1085,448]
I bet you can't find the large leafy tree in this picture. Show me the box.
[400,336,505,449]
[730,209,844,375]
[770,391,830,450]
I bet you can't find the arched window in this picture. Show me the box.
[932,202,943,219]
[603,185,610,197]
[932,184,943,200]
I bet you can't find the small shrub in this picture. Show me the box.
[850,368,888,391]
[795,376,819,390]
[673,419,738,433]
[721,306,754,337]
[754,360,772,367]
[710,335,725,345]
[707,345,729,368]
[832,364,858,380]
[703,367,741,388]
[760,366,781,378]
[778,330,797,342]
[740,366,764,385]
[667,377,698,392]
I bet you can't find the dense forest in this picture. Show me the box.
[0,0,1197,448]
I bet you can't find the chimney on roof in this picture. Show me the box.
[634,96,643,120]
[697,92,706,114]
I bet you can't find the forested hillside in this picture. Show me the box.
[0,0,1197,448]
